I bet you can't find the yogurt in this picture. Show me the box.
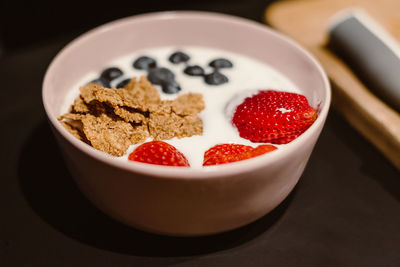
[62,46,300,168]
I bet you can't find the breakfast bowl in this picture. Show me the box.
[42,11,331,236]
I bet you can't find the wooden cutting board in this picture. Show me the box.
[265,0,400,170]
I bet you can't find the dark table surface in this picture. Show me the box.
[1,1,399,266]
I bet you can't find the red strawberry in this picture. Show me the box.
[203,143,277,166]
[232,90,317,144]
[128,141,190,167]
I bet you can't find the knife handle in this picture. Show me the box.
[328,9,400,113]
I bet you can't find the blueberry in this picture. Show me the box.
[133,56,157,70]
[184,65,205,76]
[204,71,228,85]
[100,67,124,82]
[116,78,131,89]
[147,67,175,85]
[161,80,181,94]
[169,51,190,64]
[90,77,111,88]
[209,58,233,69]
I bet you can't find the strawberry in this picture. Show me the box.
[232,90,317,144]
[203,143,277,166]
[128,141,190,167]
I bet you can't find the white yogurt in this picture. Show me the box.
[62,46,300,168]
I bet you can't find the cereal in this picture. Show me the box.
[71,97,90,113]
[59,76,204,156]
[81,113,147,156]
[124,76,161,105]
[148,113,203,140]
[171,93,205,116]
[60,121,84,141]
[113,106,147,124]
[58,114,90,145]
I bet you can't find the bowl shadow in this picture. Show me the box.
[18,120,295,257]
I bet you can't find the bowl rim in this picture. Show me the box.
[42,10,331,180]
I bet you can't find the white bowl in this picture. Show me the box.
[42,11,331,236]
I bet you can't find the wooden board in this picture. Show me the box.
[265,0,400,170]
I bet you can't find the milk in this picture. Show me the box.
[62,46,300,168]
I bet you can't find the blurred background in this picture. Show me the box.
[0,0,274,56]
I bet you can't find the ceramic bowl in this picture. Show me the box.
[42,11,331,236]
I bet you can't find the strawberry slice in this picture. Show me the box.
[128,141,190,167]
[203,143,277,166]
[232,90,317,144]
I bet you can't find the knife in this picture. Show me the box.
[328,9,400,113]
